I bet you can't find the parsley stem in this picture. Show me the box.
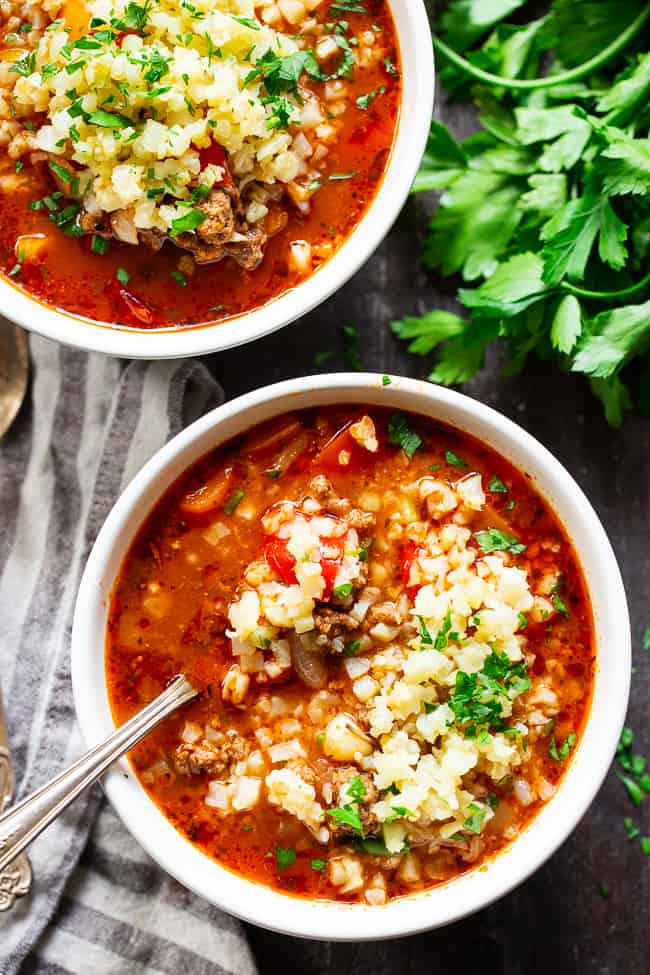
[432,5,650,91]
[564,268,650,301]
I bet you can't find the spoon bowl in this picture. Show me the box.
[0,319,28,440]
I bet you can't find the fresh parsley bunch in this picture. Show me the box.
[393,0,650,425]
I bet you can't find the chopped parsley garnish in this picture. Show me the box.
[15,160,23,174]
[345,775,366,802]
[353,836,406,855]
[416,616,433,646]
[326,803,364,835]
[116,267,130,285]
[445,449,467,468]
[641,837,650,856]
[619,774,644,807]
[517,612,528,630]
[387,412,422,459]
[87,110,132,129]
[113,1,151,34]
[170,270,187,287]
[549,732,577,762]
[448,650,531,738]
[356,86,385,110]
[326,776,366,836]
[383,57,399,78]
[328,171,357,181]
[384,805,414,824]
[434,610,458,650]
[329,1,366,11]
[233,15,260,29]
[310,858,327,872]
[265,469,282,479]
[474,529,526,555]
[9,51,36,77]
[48,161,73,185]
[382,375,391,385]
[625,817,640,841]
[464,803,487,834]
[551,578,569,618]
[342,638,361,657]
[598,882,609,900]
[91,235,110,255]
[333,582,353,599]
[169,209,208,237]
[275,846,296,872]
[488,475,508,493]
[223,488,245,515]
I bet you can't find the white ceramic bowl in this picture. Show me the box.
[0,2,433,359]
[71,374,630,940]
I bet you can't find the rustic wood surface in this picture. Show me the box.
[207,91,649,975]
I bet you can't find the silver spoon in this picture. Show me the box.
[0,685,31,909]
[0,320,29,440]
[0,675,198,874]
[0,323,30,907]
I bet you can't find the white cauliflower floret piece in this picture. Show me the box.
[265,768,324,831]
[349,415,378,453]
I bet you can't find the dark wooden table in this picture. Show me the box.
[209,93,649,975]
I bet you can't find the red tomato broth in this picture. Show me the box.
[0,3,401,329]
[106,406,595,903]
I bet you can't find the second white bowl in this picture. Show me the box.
[71,374,630,941]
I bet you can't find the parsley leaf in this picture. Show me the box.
[392,4,650,425]
[412,120,467,193]
[87,110,132,129]
[170,209,208,237]
[445,449,467,467]
[474,528,526,555]
[326,803,364,835]
[387,413,422,459]
[223,488,245,515]
[549,732,577,762]
[464,802,487,834]
[488,475,508,493]
[276,846,296,872]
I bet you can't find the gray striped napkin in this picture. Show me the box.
[0,333,257,975]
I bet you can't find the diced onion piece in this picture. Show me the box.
[202,521,231,546]
[181,722,202,744]
[231,776,262,811]
[352,675,378,702]
[290,632,327,689]
[278,0,306,23]
[205,782,230,810]
[343,656,370,679]
[268,739,307,763]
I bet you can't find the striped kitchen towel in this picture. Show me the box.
[0,333,257,975]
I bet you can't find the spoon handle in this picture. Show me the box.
[0,674,197,873]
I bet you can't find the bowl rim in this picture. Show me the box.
[0,0,434,360]
[71,373,631,941]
